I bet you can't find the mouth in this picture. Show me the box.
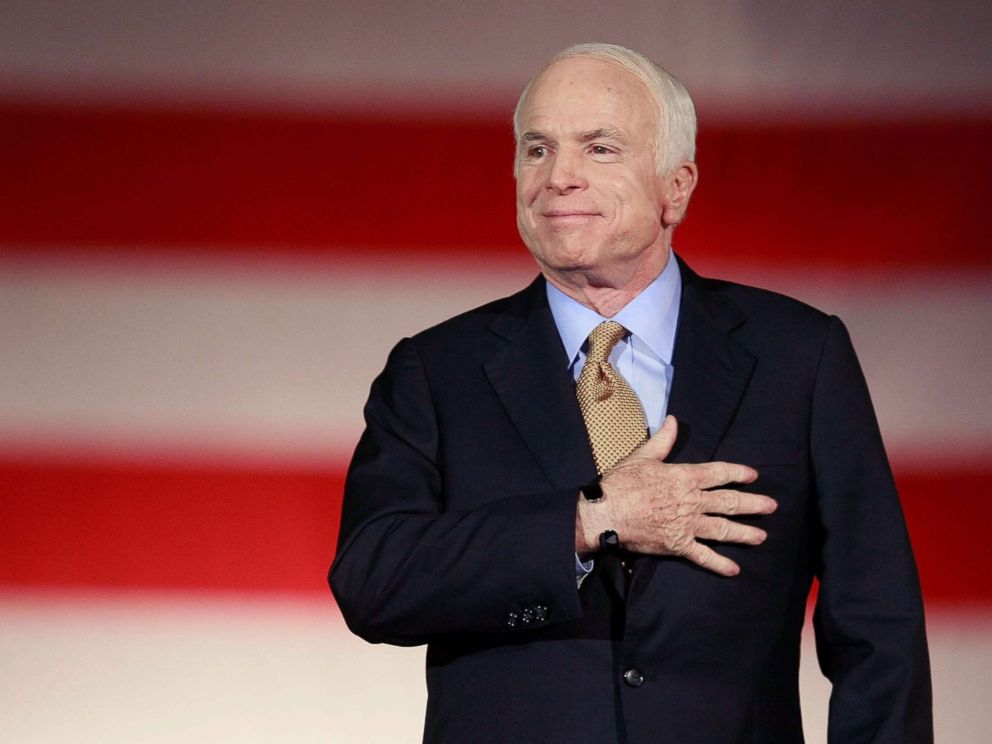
[541,210,601,226]
[542,209,599,218]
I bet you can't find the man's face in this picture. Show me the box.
[515,58,671,285]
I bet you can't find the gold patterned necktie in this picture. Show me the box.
[576,321,649,474]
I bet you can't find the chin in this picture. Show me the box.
[542,252,594,275]
[540,238,600,268]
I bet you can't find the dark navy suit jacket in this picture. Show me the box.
[330,258,932,743]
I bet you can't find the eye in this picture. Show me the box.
[527,145,548,158]
[590,145,615,156]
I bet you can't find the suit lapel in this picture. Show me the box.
[484,278,598,491]
[666,259,756,464]
[482,263,756,482]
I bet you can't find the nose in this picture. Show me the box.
[545,151,587,194]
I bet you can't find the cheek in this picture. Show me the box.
[515,185,540,240]
[628,178,664,217]
[603,179,642,217]
[516,172,542,206]
[609,185,664,233]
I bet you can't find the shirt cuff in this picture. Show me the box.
[574,553,594,588]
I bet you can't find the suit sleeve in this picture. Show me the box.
[809,316,933,743]
[329,337,584,646]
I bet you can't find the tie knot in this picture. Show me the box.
[586,321,628,363]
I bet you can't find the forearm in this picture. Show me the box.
[331,483,583,645]
[330,336,584,645]
[574,489,599,556]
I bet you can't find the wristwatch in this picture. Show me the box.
[599,529,622,554]
[580,482,622,554]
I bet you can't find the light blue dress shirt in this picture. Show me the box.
[546,250,683,582]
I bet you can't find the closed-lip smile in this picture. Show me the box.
[542,209,600,218]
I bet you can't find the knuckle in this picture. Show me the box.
[693,546,712,567]
[673,463,697,486]
[684,490,703,512]
[722,491,740,514]
[716,519,731,541]
[670,531,694,556]
[717,462,730,483]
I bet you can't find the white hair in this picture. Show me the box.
[513,42,697,176]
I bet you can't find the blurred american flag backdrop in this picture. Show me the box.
[2,2,990,742]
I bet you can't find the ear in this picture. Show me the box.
[660,161,698,227]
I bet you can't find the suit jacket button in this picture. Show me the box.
[520,609,534,624]
[506,611,519,629]
[623,668,644,687]
[534,605,549,622]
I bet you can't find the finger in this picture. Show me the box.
[632,414,678,461]
[695,515,767,545]
[693,460,758,489]
[701,489,778,516]
[682,541,741,577]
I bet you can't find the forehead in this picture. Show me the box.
[519,57,657,136]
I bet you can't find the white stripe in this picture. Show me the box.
[0,251,536,466]
[0,590,987,743]
[2,1,989,115]
[2,252,990,467]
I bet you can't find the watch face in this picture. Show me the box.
[600,529,621,553]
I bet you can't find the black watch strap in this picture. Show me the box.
[599,529,622,554]
[581,482,603,503]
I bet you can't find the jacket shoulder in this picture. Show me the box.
[708,275,829,324]
[680,266,841,376]
[694,271,836,342]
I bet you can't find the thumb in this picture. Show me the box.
[637,414,678,461]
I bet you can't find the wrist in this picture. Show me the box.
[576,484,613,554]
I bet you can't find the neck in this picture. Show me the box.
[543,247,670,318]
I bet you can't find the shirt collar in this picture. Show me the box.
[546,249,682,368]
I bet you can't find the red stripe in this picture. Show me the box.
[1,457,988,604]
[898,468,992,606]
[0,459,343,594]
[2,102,990,268]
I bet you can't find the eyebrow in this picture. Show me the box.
[578,128,621,142]
[520,130,550,143]
[519,128,623,144]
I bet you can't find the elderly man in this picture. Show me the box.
[330,43,932,743]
